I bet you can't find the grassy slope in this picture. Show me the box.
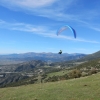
[0,73,100,100]
[47,70,70,77]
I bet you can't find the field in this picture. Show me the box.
[47,70,70,77]
[0,73,100,100]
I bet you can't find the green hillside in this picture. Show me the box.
[75,58,100,70]
[0,73,100,100]
[77,50,100,61]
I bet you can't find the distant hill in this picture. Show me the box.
[0,60,47,87]
[77,50,100,62]
[75,58,100,69]
[0,52,86,65]
[0,73,29,87]
[0,60,47,72]
[14,60,47,72]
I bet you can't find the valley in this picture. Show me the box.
[0,51,100,88]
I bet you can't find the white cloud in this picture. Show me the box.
[0,0,96,23]
[0,0,76,21]
[18,0,57,8]
[1,0,100,32]
[0,0,57,8]
[0,0,100,22]
[0,20,6,24]
[89,26,100,32]
[0,20,99,44]
[46,34,100,44]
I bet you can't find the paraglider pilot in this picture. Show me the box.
[58,50,62,54]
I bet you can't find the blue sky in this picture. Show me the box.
[0,0,100,54]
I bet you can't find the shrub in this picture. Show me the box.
[68,69,82,78]
[81,72,88,77]
[88,68,97,75]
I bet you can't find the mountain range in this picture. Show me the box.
[1,50,100,87]
[0,52,87,65]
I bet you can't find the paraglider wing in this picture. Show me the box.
[57,26,67,36]
[57,25,76,38]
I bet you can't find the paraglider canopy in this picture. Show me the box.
[58,50,62,54]
[57,25,76,38]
